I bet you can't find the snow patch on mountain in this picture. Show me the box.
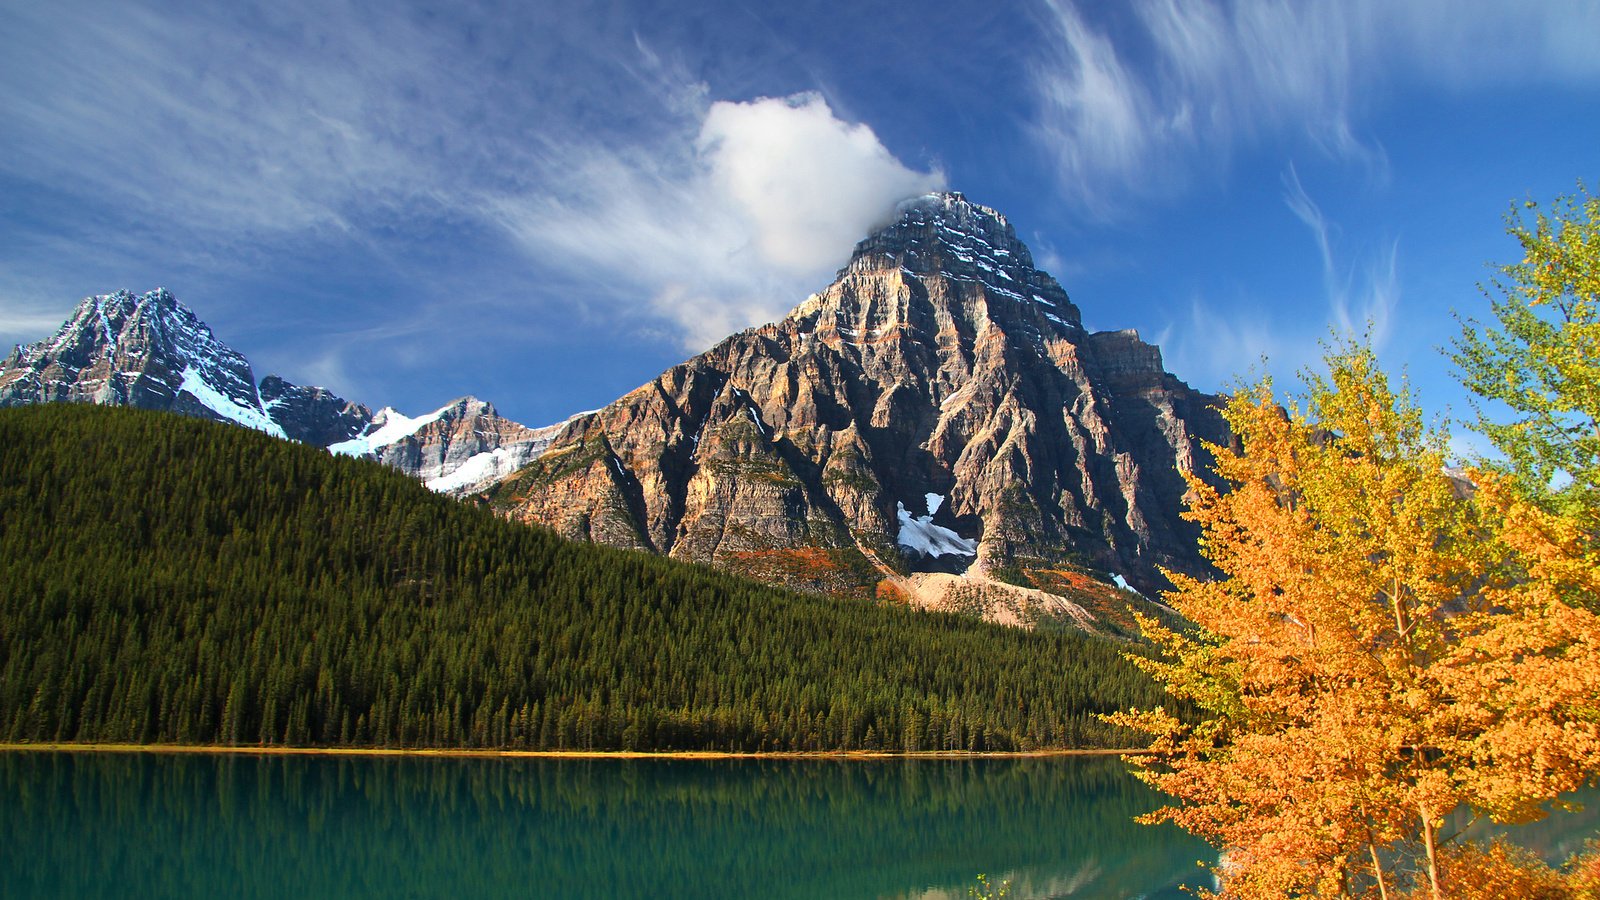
[427,447,514,493]
[328,405,450,457]
[179,366,286,439]
[896,500,976,558]
[1111,573,1143,597]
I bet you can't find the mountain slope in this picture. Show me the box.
[259,374,373,446]
[492,193,1228,630]
[0,403,1163,750]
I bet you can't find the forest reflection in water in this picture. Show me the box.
[3,752,1216,899]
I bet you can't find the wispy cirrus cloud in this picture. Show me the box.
[1153,169,1402,391]
[2,1,941,361]
[1281,166,1399,349]
[0,2,457,242]
[1153,295,1286,394]
[1030,0,1600,215]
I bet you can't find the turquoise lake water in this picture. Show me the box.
[2,753,1218,899]
[4,752,1592,899]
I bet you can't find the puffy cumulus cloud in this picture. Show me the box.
[493,93,944,350]
[1031,0,1600,214]
[697,95,945,274]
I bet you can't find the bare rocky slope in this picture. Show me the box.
[489,193,1229,633]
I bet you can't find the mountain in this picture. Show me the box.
[3,195,1227,634]
[490,192,1229,632]
[0,288,305,438]
[330,397,573,494]
[259,374,373,446]
[0,288,548,492]
[0,402,1162,750]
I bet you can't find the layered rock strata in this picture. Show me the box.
[492,193,1229,631]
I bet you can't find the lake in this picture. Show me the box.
[2,752,1215,899]
[3,752,1592,899]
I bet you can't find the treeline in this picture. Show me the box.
[0,404,1165,751]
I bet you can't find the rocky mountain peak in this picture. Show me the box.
[19,287,210,370]
[0,287,286,436]
[857,191,1031,269]
[259,374,373,446]
[493,190,1228,634]
[820,191,1084,339]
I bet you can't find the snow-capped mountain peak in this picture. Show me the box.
[3,288,572,497]
[332,396,573,494]
[2,288,286,437]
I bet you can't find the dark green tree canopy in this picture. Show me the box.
[0,404,1164,752]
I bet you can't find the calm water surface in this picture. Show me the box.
[2,753,1216,899]
[7,752,1592,899]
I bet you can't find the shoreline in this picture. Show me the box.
[0,742,1148,760]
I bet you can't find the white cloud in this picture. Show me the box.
[0,309,72,352]
[0,272,108,351]
[1030,1,1175,215]
[0,2,442,241]
[1031,0,1600,213]
[1,3,943,354]
[698,96,943,274]
[1282,166,1398,348]
[491,93,944,349]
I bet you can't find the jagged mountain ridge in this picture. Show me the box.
[491,192,1229,630]
[0,288,302,438]
[3,194,1229,633]
[331,398,572,494]
[260,374,373,447]
[0,288,543,492]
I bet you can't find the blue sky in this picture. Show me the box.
[3,0,1597,442]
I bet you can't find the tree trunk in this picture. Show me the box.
[1369,843,1391,900]
[1420,804,1443,900]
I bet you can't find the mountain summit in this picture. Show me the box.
[0,288,301,437]
[492,192,1228,631]
[0,288,544,493]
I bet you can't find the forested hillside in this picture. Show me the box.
[0,405,1164,751]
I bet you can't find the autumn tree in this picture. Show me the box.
[1453,185,1600,518]
[1111,344,1600,898]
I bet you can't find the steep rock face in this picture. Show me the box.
[0,289,289,436]
[331,397,567,495]
[259,374,373,446]
[493,193,1229,629]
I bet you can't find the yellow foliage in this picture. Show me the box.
[1115,343,1600,899]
